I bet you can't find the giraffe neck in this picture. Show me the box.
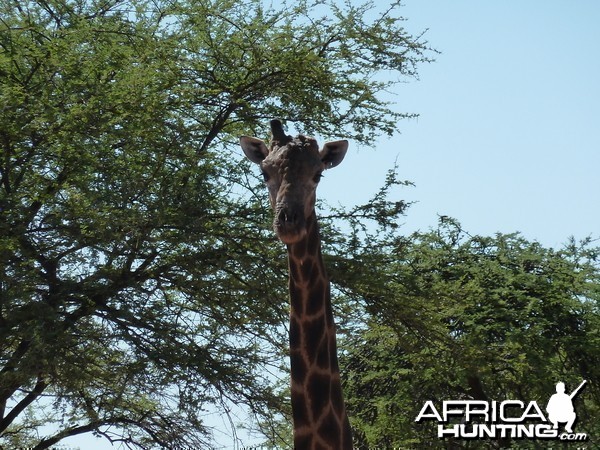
[286,212,352,450]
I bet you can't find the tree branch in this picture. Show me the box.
[0,339,32,405]
[0,374,47,433]
[32,416,137,450]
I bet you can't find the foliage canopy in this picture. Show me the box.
[0,0,432,448]
[337,221,599,449]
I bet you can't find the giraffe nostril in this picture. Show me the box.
[278,208,298,224]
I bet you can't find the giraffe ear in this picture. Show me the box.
[320,140,348,169]
[240,136,269,164]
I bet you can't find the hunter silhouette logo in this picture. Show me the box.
[415,379,589,442]
[546,380,586,433]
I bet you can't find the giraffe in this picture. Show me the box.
[240,120,353,450]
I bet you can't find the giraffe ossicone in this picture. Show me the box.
[240,120,353,449]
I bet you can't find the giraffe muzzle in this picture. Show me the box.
[274,205,306,243]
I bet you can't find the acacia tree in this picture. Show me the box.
[336,220,600,449]
[0,0,433,447]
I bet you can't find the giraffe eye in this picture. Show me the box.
[313,172,323,183]
[261,171,270,182]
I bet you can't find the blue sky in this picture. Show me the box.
[320,0,600,249]
[63,1,599,449]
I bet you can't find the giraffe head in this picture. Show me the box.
[240,120,348,244]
